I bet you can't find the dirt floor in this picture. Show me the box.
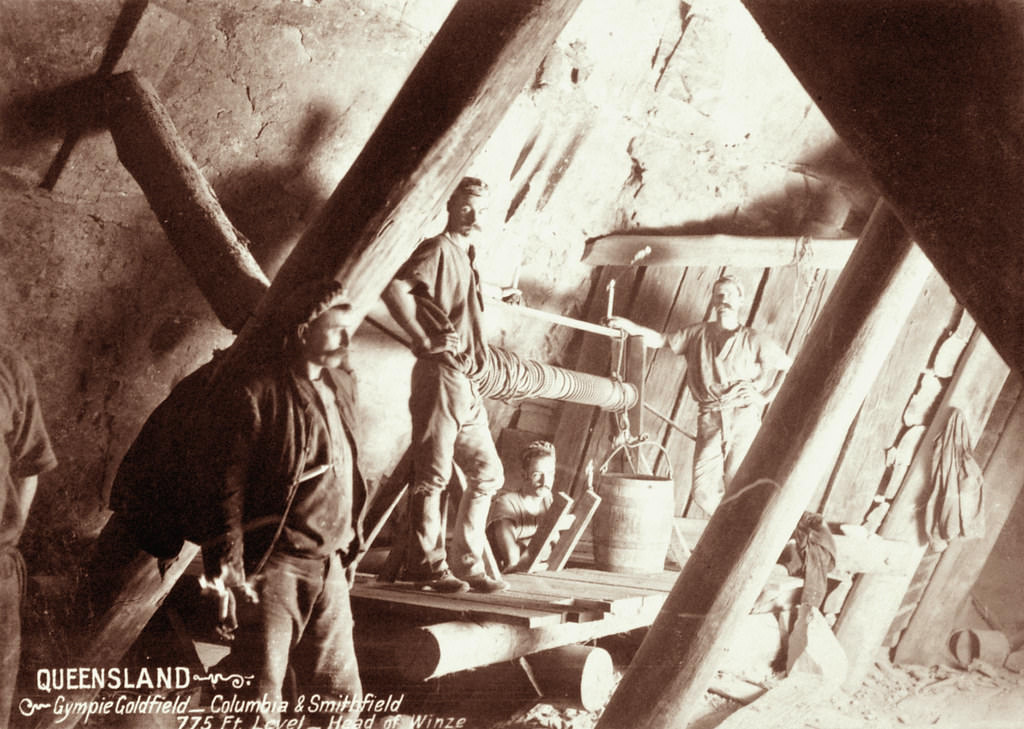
[477,660,1024,729]
[362,625,1024,729]
[364,633,1024,729]
[824,661,1024,729]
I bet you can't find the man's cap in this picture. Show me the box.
[275,278,350,335]
[714,274,745,299]
[450,176,489,200]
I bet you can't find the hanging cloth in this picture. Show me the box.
[780,511,837,609]
[925,407,985,551]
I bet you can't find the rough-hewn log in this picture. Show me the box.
[30,544,198,729]
[526,645,615,711]
[393,608,787,684]
[834,331,1010,687]
[597,201,933,729]
[741,0,1024,376]
[398,607,661,681]
[582,234,857,269]
[102,72,270,332]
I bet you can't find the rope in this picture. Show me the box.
[792,235,813,266]
[472,346,637,411]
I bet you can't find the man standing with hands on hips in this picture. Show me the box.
[383,176,515,594]
[608,275,791,516]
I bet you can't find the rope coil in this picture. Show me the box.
[472,345,638,412]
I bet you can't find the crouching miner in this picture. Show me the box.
[200,280,368,726]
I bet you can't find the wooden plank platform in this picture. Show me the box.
[505,573,650,614]
[354,516,913,634]
[351,565,676,628]
[350,513,923,683]
[351,576,570,627]
[352,563,681,681]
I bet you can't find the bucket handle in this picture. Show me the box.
[598,436,673,480]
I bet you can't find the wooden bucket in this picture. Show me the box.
[593,473,674,573]
[592,440,675,574]
[589,436,675,573]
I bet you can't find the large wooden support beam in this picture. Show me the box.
[394,608,788,684]
[597,202,933,729]
[741,0,1024,376]
[581,234,857,269]
[834,331,1009,688]
[234,0,586,348]
[30,543,199,729]
[102,72,270,332]
[893,384,1024,665]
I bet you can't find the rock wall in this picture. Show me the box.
[0,0,861,575]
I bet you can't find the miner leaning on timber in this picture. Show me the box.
[0,346,58,729]
[608,275,792,515]
[199,279,368,726]
[382,176,519,594]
